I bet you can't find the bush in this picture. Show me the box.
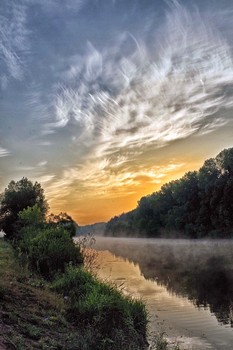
[27,227,83,278]
[16,205,45,258]
[69,284,147,341]
[16,226,42,262]
[52,267,147,348]
[52,266,94,299]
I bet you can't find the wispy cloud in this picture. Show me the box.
[0,1,29,84]
[0,0,86,88]
[37,161,47,167]
[36,1,233,213]
[37,174,55,184]
[0,147,10,157]
[46,160,185,213]
[49,3,233,162]
[28,0,85,14]
[2,0,233,222]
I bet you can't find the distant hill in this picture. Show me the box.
[105,147,233,239]
[77,222,106,236]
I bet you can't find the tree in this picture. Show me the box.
[106,148,233,238]
[19,204,45,227]
[47,212,77,237]
[0,177,48,239]
[216,148,233,175]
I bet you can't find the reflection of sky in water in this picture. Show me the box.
[94,238,233,350]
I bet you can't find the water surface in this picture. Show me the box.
[92,237,233,350]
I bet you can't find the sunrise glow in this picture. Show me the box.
[1,0,233,224]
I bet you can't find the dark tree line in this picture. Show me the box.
[106,148,233,238]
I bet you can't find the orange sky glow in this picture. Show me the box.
[1,1,233,226]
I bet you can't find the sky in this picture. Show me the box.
[1,0,233,225]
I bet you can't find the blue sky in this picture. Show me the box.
[1,0,233,224]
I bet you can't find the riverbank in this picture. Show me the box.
[0,238,147,349]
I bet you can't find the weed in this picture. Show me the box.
[75,234,99,273]
[4,333,26,350]
[149,331,182,350]
[22,324,42,340]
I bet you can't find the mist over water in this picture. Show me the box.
[91,237,233,349]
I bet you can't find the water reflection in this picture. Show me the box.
[94,238,233,328]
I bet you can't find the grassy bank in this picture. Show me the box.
[0,238,147,350]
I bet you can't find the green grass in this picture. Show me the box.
[0,238,148,349]
[52,266,148,349]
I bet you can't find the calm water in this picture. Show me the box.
[91,237,233,350]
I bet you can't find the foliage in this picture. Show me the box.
[19,204,45,227]
[0,178,48,240]
[0,239,106,350]
[0,178,148,349]
[16,205,45,259]
[26,227,83,279]
[106,211,137,237]
[52,266,96,300]
[0,236,148,350]
[106,148,233,238]
[52,266,148,349]
[47,212,77,237]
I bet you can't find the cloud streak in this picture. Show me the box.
[29,0,85,14]
[0,0,86,88]
[0,147,10,157]
[50,2,233,165]
[2,0,233,223]
[45,160,185,214]
[0,1,29,85]
[33,1,233,218]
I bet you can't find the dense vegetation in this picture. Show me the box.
[106,148,233,238]
[0,178,48,240]
[0,178,148,349]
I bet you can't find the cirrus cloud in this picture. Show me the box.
[48,2,233,167]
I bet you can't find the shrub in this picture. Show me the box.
[16,226,42,263]
[52,266,94,300]
[52,267,147,348]
[27,227,83,278]
[68,283,147,342]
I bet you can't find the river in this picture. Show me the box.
[89,237,233,350]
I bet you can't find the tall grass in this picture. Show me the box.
[149,331,182,350]
[52,266,148,349]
